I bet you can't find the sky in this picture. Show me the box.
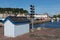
[0,0,60,16]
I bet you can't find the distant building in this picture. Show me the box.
[34,14,48,19]
[0,13,15,18]
[4,16,30,37]
[27,14,51,21]
[0,12,51,21]
[0,11,27,18]
[17,14,26,17]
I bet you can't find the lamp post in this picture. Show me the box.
[30,5,35,32]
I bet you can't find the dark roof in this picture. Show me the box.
[4,16,30,25]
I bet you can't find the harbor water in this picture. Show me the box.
[30,21,60,28]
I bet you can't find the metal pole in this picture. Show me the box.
[31,18,34,29]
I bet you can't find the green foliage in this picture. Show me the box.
[53,15,57,18]
[57,14,60,18]
[53,14,60,18]
[0,8,28,14]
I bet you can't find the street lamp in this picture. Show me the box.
[30,5,35,32]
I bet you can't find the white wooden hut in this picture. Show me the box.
[4,16,30,37]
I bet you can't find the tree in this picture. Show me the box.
[57,14,60,18]
[0,8,29,15]
[23,10,28,14]
[53,15,57,18]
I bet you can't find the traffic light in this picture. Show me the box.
[30,10,35,13]
[30,5,35,11]
[30,5,35,18]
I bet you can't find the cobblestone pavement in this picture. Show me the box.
[0,27,60,40]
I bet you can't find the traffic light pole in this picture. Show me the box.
[31,17,34,30]
[30,5,35,32]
